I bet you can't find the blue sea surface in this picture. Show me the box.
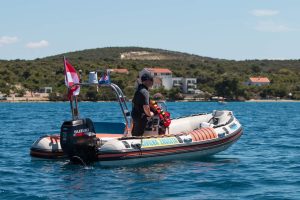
[0,102,299,200]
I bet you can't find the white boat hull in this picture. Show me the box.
[30,110,243,165]
[97,134,240,166]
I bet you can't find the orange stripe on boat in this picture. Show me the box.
[198,129,206,140]
[193,131,201,141]
[207,127,217,139]
[190,132,197,142]
[201,128,210,140]
[188,127,218,142]
[206,128,214,139]
[96,134,123,138]
[202,128,210,140]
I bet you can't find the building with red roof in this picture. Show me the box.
[248,77,270,86]
[144,68,172,74]
[139,68,199,94]
[140,68,173,90]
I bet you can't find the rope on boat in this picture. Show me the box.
[71,155,87,167]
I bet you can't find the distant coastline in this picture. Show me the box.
[0,96,49,102]
[1,97,300,103]
[245,99,300,102]
[2,47,300,103]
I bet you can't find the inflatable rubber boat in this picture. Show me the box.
[30,109,242,165]
[30,61,243,165]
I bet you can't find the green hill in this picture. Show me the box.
[1,47,300,100]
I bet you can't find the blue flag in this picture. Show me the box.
[99,71,111,84]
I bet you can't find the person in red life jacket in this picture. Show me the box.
[131,73,154,136]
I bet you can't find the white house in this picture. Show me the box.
[181,78,197,94]
[39,87,52,93]
[139,68,198,94]
[140,68,173,90]
[172,77,183,88]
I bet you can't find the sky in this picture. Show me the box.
[1,0,300,60]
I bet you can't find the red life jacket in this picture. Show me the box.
[150,100,171,127]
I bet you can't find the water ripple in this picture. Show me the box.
[0,102,300,199]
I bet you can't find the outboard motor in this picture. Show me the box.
[60,118,99,164]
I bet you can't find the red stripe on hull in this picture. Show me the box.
[30,149,64,159]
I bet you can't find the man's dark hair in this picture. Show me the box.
[141,73,153,82]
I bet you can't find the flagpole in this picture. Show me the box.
[70,96,75,120]
[64,56,75,120]
[74,95,79,120]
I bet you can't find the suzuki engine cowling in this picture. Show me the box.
[60,118,99,163]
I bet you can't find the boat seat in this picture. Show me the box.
[212,111,231,125]
[213,110,225,117]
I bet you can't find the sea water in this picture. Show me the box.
[0,102,299,199]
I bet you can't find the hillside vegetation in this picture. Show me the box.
[1,47,300,101]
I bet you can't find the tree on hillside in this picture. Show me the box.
[24,80,39,96]
[0,81,10,95]
[2,47,300,100]
[167,88,184,101]
[85,87,98,101]
[215,78,240,100]
[22,70,31,80]
[251,64,261,73]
